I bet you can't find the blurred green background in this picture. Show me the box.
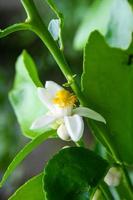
[0,0,93,199]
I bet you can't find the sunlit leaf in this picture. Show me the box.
[9,50,47,138]
[74,0,133,50]
[9,173,45,200]
[44,147,108,200]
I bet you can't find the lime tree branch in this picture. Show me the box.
[0,23,28,38]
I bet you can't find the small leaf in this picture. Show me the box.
[0,130,55,187]
[74,0,133,50]
[44,147,108,200]
[9,173,45,200]
[9,50,47,139]
[82,31,133,164]
[48,19,60,41]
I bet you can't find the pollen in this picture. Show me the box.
[53,89,77,108]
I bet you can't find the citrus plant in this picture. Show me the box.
[0,0,133,199]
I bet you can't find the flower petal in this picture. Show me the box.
[45,81,63,97]
[64,114,84,142]
[52,106,72,118]
[57,124,70,141]
[37,87,54,110]
[30,114,56,130]
[73,107,106,124]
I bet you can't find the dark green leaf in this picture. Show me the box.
[128,0,133,5]
[9,173,45,200]
[9,50,47,139]
[44,147,108,200]
[82,31,133,164]
[0,130,55,187]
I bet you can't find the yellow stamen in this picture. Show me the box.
[53,89,77,108]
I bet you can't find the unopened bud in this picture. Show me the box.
[57,124,70,141]
[104,167,121,186]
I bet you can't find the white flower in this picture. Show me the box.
[104,167,121,187]
[30,81,106,142]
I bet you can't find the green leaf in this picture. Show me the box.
[44,147,108,200]
[0,23,29,39]
[0,130,55,187]
[9,173,45,200]
[74,0,133,50]
[9,50,47,138]
[82,31,133,164]
[128,0,133,5]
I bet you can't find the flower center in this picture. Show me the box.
[53,89,77,108]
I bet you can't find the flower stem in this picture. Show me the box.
[99,181,114,200]
[121,165,133,197]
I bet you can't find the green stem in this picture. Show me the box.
[121,165,133,197]
[99,181,114,200]
[0,23,28,38]
[114,166,133,199]
[88,120,120,163]
[21,0,39,21]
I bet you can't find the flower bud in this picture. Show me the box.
[104,167,121,186]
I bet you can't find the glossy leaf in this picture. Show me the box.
[9,173,45,200]
[82,31,133,164]
[74,0,133,50]
[0,130,55,187]
[44,147,108,200]
[9,50,47,138]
